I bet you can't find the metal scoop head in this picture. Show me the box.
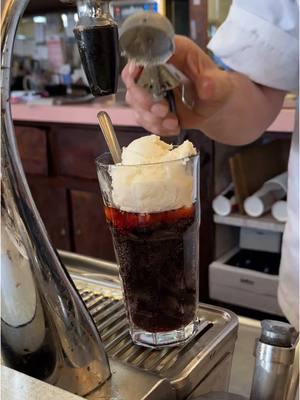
[119,11,195,109]
[119,11,175,66]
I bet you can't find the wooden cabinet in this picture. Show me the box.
[29,180,71,251]
[49,125,103,180]
[15,126,48,175]
[49,125,147,180]
[71,190,115,261]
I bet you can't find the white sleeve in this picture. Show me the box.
[207,0,299,92]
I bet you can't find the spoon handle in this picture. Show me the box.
[97,111,122,164]
[165,90,186,146]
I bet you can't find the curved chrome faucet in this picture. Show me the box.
[1,0,111,396]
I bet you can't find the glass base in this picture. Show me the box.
[130,320,199,349]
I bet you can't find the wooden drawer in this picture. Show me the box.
[71,189,115,261]
[15,126,48,175]
[49,125,146,180]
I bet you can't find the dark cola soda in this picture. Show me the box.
[74,24,119,96]
[104,205,198,333]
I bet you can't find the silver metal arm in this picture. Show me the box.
[0,0,111,396]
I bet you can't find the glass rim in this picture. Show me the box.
[95,151,200,168]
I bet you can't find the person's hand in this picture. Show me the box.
[122,35,233,136]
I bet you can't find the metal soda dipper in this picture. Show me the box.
[119,11,196,117]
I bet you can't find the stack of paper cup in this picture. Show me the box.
[244,172,287,218]
[272,200,287,222]
[212,183,237,216]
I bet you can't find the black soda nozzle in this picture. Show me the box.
[73,0,120,97]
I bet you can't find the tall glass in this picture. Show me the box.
[96,153,200,348]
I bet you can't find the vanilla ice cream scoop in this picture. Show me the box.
[121,134,172,165]
[109,135,197,213]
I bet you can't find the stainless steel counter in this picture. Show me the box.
[2,251,258,400]
[229,318,260,397]
[2,318,259,400]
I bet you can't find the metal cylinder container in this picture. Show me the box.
[250,320,296,400]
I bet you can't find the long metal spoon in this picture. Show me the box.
[97,111,122,164]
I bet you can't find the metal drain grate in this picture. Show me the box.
[78,287,213,375]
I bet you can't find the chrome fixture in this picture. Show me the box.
[1,0,111,395]
[250,320,297,400]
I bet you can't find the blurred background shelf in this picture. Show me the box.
[213,212,285,233]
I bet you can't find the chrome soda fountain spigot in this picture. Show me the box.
[1,0,115,395]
